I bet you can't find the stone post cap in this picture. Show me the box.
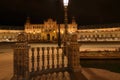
[17,32,28,42]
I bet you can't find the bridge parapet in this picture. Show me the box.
[11,33,85,80]
[29,47,68,73]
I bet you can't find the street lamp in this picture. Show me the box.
[63,0,69,35]
[63,0,69,53]
[58,0,69,48]
[63,0,69,67]
[63,0,69,7]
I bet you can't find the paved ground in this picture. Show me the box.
[82,68,120,80]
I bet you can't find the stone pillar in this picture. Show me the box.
[67,33,81,72]
[11,33,30,80]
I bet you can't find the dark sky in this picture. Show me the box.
[0,0,120,26]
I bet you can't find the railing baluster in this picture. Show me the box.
[51,47,54,68]
[37,47,40,71]
[42,47,45,70]
[62,47,64,68]
[31,48,35,72]
[56,47,59,68]
[39,47,42,70]
[26,47,29,72]
[47,47,50,69]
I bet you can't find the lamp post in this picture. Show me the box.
[63,0,69,44]
[58,0,69,48]
[63,0,69,56]
[58,24,61,47]
[63,0,69,35]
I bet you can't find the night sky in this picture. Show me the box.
[0,0,120,26]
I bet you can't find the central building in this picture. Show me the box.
[24,17,77,42]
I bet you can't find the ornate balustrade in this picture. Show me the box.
[11,33,83,80]
[29,47,68,77]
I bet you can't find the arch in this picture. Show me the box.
[52,72,57,80]
[46,73,51,80]
[57,72,63,80]
[64,71,71,80]
[41,74,46,80]
[35,76,41,80]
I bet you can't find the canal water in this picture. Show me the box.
[80,59,120,73]
[79,42,120,73]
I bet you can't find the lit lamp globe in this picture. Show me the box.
[63,0,69,7]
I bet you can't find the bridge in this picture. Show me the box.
[11,33,87,80]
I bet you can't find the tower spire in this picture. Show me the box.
[72,16,76,24]
[25,16,30,25]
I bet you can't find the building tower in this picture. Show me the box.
[25,17,30,33]
[72,17,76,24]
[71,17,78,33]
[25,17,30,25]
[11,33,29,80]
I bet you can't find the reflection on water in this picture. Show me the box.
[80,59,120,73]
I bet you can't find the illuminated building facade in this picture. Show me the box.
[0,30,24,42]
[0,18,120,43]
[77,28,120,51]
[24,17,77,42]
[77,27,120,42]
